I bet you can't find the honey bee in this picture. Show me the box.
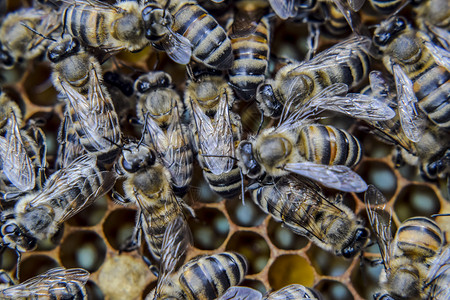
[365,185,449,300]
[60,0,148,53]
[112,141,192,262]
[48,37,122,164]
[372,16,450,141]
[0,112,47,200]
[238,83,395,193]
[227,0,272,101]
[219,284,323,300]
[1,154,116,253]
[0,6,60,69]
[249,175,370,257]
[147,217,248,300]
[256,36,372,118]
[141,0,233,69]
[0,267,89,299]
[135,71,193,197]
[185,70,243,198]
[362,71,450,182]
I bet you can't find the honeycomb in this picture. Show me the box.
[0,0,449,299]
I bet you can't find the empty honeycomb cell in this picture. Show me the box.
[395,184,440,221]
[359,134,393,158]
[60,231,106,272]
[268,255,315,290]
[316,280,353,300]
[225,193,266,227]
[307,244,352,276]
[85,280,104,300]
[97,255,152,300]
[267,218,309,250]
[351,261,384,300]
[18,255,58,282]
[358,161,397,199]
[226,231,270,275]
[67,196,108,227]
[35,225,63,251]
[189,207,229,250]
[103,208,137,250]
[23,62,57,106]
[240,279,266,294]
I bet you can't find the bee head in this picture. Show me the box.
[121,143,156,173]
[256,82,283,119]
[135,72,172,94]
[142,5,173,42]
[0,42,15,69]
[373,17,407,47]
[47,37,81,63]
[341,227,370,258]
[237,141,262,179]
[1,219,37,252]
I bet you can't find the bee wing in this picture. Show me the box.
[218,286,263,300]
[393,64,426,143]
[56,114,87,169]
[424,41,450,72]
[155,216,192,298]
[346,0,365,11]
[284,162,368,192]
[424,23,450,50]
[364,185,393,271]
[330,0,361,33]
[0,112,35,192]
[425,246,450,299]
[268,0,297,19]
[368,71,395,104]
[265,284,315,300]
[0,267,89,298]
[160,29,193,65]
[59,0,119,12]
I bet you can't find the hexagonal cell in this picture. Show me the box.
[85,280,104,300]
[18,255,58,282]
[60,230,106,272]
[316,280,353,300]
[36,224,64,251]
[225,193,266,227]
[226,231,270,275]
[188,207,229,250]
[358,161,397,199]
[351,261,383,300]
[23,62,57,106]
[307,244,352,276]
[103,208,137,251]
[268,255,315,290]
[67,196,108,227]
[240,279,266,294]
[267,218,309,250]
[358,133,394,159]
[395,184,440,221]
[97,255,152,300]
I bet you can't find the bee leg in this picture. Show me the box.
[0,191,23,202]
[120,216,142,253]
[111,189,131,204]
[142,255,159,277]
[306,23,320,61]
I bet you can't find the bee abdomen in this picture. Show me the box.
[179,252,247,300]
[65,5,106,48]
[202,166,242,199]
[299,125,363,168]
[369,0,404,14]
[173,4,232,69]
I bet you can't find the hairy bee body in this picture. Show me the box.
[115,142,186,261]
[62,0,148,52]
[219,284,323,300]
[135,71,193,197]
[150,252,248,300]
[373,17,450,131]
[142,0,233,69]
[0,267,89,300]
[320,3,352,38]
[256,36,371,118]
[368,0,405,14]
[185,73,243,198]
[48,37,122,164]
[228,11,271,101]
[251,175,369,257]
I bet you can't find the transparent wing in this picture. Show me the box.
[0,112,35,191]
[160,29,193,65]
[155,217,192,299]
[56,114,87,169]
[59,0,119,12]
[347,0,365,11]
[368,71,394,104]
[268,0,297,19]
[364,185,393,272]
[424,41,450,72]
[424,23,450,50]
[393,64,426,142]
[0,267,89,298]
[218,286,263,300]
[426,246,450,300]
[284,162,368,192]
[266,284,316,300]
[330,0,361,33]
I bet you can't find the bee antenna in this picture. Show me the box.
[20,22,56,42]
[163,0,171,18]
[102,136,123,150]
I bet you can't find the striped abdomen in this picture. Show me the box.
[63,4,107,48]
[228,16,270,101]
[171,3,233,69]
[369,0,403,14]
[393,217,443,258]
[298,125,363,168]
[321,3,351,38]
[179,252,248,300]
